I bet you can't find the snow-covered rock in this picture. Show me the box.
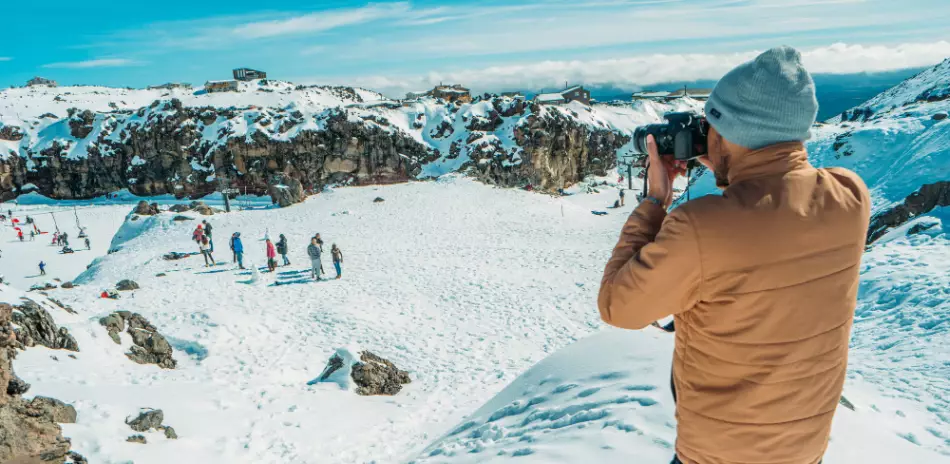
[0,81,699,200]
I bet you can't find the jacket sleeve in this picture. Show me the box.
[598,201,702,330]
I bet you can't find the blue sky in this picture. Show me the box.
[3,0,950,96]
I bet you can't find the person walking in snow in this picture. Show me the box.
[52,232,59,246]
[277,234,290,266]
[232,232,245,269]
[307,237,323,281]
[85,237,91,250]
[597,47,871,464]
[17,230,23,242]
[38,261,46,276]
[192,224,204,244]
[229,232,238,263]
[331,244,343,280]
[265,238,277,272]
[200,236,214,267]
[202,220,214,252]
[313,233,326,274]
[619,188,626,207]
[29,230,35,241]
[61,232,69,247]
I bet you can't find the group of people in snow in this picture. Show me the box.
[194,222,343,282]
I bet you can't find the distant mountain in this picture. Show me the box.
[583,68,927,121]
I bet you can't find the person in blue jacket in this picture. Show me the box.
[231,232,245,269]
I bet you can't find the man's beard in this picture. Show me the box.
[714,155,731,188]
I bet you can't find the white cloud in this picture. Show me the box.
[43,58,142,69]
[338,42,950,97]
[232,2,410,38]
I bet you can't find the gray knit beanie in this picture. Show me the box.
[704,46,818,150]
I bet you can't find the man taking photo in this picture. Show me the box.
[598,46,871,464]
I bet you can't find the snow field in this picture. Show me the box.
[7,177,640,463]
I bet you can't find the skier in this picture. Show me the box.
[52,232,59,245]
[232,232,245,269]
[17,230,23,242]
[307,237,323,281]
[29,230,35,241]
[597,47,871,464]
[200,236,214,267]
[276,234,290,266]
[331,244,343,280]
[85,237,91,250]
[38,261,46,276]
[265,238,277,272]
[202,220,214,252]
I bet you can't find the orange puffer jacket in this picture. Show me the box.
[598,142,870,464]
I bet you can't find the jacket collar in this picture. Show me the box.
[727,142,810,186]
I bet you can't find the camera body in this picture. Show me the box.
[633,112,709,161]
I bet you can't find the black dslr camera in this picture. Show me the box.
[633,112,709,160]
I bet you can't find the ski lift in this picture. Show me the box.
[74,206,88,238]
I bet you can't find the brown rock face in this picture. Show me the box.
[1,94,625,201]
[479,107,623,190]
[0,304,74,464]
[867,180,950,243]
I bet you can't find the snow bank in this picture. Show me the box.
[414,330,947,463]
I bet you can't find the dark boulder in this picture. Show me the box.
[11,299,79,352]
[100,311,176,368]
[133,200,159,216]
[60,282,74,289]
[268,175,305,208]
[373,197,385,203]
[116,279,140,291]
[318,350,411,396]
[351,351,411,396]
[126,408,163,432]
[28,396,78,424]
[127,435,147,444]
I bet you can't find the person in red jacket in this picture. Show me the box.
[265,238,277,272]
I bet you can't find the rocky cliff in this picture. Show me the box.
[0,81,697,201]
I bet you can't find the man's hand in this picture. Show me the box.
[645,135,688,208]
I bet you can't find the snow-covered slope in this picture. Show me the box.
[412,330,946,463]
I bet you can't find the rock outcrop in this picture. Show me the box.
[867,180,950,243]
[133,201,160,215]
[0,304,75,463]
[0,89,656,201]
[126,408,164,432]
[11,299,79,351]
[99,311,177,368]
[116,279,140,291]
[126,408,178,439]
[318,350,411,396]
[268,174,305,207]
